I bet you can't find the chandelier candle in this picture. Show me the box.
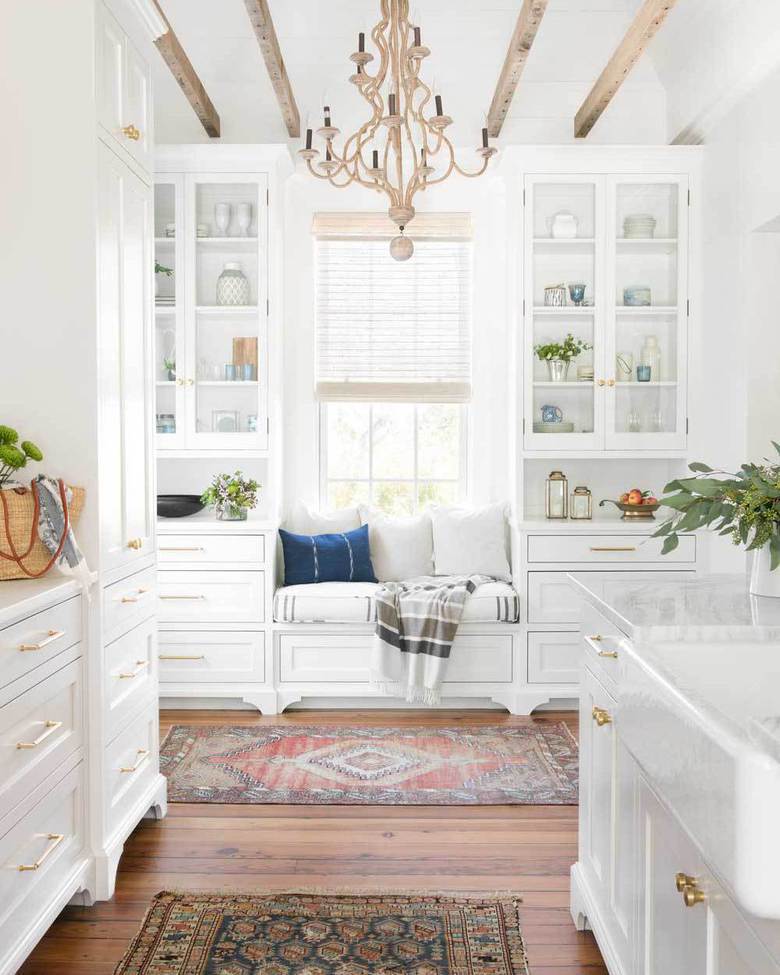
[297,0,497,260]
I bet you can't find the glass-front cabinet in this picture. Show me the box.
[523,173,688,453]
[154,172,269,454]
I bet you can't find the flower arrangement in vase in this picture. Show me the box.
[533,333,592,382]
[200,471,260,521]
[0,425,43,488]
[655,446,780,596]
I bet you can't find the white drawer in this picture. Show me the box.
[0,760,85,961]
[279,632,513,685]
[0,657,83,820]
[157,570,264,624]
[528,632,580,684]
[0,596,81,690]
[159,631,265,683]
[105,700,158,839]
[105,618,157,742]
[527,533,696,564]
[158,533,265,565]
[103,565,157,639]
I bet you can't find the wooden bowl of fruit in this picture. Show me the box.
[600,489,660,519]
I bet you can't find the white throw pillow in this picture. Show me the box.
[430,503,511,581]
[287,501,361,535]
[359,506,434,582]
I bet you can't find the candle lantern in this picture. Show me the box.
[570,485,592,520]
[545,470,568,520]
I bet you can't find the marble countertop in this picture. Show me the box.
[0,576,81,628]
[517,516,661,533]
[157,511,278,533]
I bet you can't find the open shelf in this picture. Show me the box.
[617,380,678,387]
[533,306,596,316]
[533,381,593,388]
[615,306,677,315]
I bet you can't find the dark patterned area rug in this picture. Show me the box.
[114,891,529,975]
[160,724,578,805]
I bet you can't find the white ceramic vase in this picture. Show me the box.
[749,547,780,598]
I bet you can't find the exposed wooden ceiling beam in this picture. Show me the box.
[152,1,220,137]
[487,0,549,138]
[243,0,300,138]
[574,0,678,138]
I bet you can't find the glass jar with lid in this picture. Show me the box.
[545,471,568,519]
[216,262,250,306]
[570,486,592,520]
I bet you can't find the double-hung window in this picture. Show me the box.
[314,212,472,515]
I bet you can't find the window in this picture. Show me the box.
[315,212,472,514]
[321,402,466,515]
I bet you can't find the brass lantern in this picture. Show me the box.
[545,471,568,519]
[570,485,593,520]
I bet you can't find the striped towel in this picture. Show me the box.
[370,575,492,706]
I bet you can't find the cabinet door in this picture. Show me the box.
[96,4,124,142]
[122,34,152,173]
[604,176,688,451]
[97,145,154,572]
[523,175,606,452]
[183,173,269,452]
[639,781,707,975]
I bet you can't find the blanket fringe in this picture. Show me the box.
[370,679,441,707]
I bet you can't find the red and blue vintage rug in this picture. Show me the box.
[114,891,529,975]
[159,724,578,805]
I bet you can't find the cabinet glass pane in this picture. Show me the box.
[193,182,261,438]
[532,310,596,436]
[154,182,177,437]
[615,183,678,309]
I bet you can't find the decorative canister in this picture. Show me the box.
[570,486,592,520]
[216,263,250,306]
[623,285,651,307]
[544,284,567,307]
[545,470,568,519]
[550,211,578,239]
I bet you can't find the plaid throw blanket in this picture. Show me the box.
[370,575,492,706]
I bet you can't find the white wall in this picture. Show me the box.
[282,164,512,515]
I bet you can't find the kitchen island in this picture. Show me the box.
[568,572,780,975]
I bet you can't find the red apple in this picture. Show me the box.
[627,489,643,506]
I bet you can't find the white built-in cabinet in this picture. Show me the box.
[96,3,152,174]
[523,172,690,453]
[97,141,155,573]
[572,602,780,975]
[153,151,287,456]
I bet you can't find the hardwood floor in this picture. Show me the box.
[19,709,605,974]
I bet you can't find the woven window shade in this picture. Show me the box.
[314,216,473,403]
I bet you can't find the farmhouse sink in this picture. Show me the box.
[619,636,780,919]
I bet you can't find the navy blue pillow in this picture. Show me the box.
[279,524,377,586]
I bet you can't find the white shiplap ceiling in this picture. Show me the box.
[152,0,670,147]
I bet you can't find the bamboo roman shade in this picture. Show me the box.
[314,213,473,403]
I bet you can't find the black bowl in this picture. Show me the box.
[157,494,205,518]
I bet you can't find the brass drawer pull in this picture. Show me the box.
[159,546,205,552]
[18,629,65,652]
[589,546,637,552]
[682,883,706,907]
[120,748,150,774]
[159,654,206,661]
[589,634,603,641]
[592,706,612,727]
[598,649,619,659]
[121,587,150,604]
[16,720,63,750]
[160,594,206,600]
[17,833,65,871]
[117,659,149,680]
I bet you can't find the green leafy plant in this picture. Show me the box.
[163,356,175,373]
[654,444,780,568]
[0,425,43,488]
[534,333,592,363]
[155,261,173,277]
[201,471,260,513]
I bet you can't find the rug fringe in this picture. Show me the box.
[150,886,524,903]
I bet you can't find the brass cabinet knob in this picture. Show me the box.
[675,872,696,892]
[682,884,706,907]
[597,378,606,387]
[606,378,616,387]
[185,378,194,386]
[175,378,185,386]
[122,124,141,141]
[591,706,612,727]
[127,538,143,550]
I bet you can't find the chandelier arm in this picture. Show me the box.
[452,155,491,179]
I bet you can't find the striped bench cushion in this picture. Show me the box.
[274,581,520,624]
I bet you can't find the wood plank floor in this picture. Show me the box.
[19,708,605,974]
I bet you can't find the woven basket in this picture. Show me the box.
[0,483,85,581]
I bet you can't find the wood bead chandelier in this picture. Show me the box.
[297,0,497,261]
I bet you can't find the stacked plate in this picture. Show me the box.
[533,421,575,433]
[623,213,657,238]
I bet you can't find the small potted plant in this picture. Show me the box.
[155,261,173,301]
[0,425,43,488]
[163,356,176,382]
[201,471,260,522]
[534,333,592,382]
[655,446,780,596]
